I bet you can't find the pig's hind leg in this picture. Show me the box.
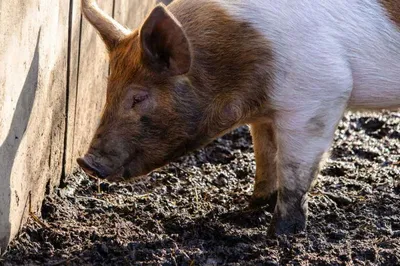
[249,121,278,212]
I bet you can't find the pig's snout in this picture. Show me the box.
[77,155,110,179]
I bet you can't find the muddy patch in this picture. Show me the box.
[2,111,400,265]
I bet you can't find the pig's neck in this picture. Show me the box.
[170,0,275,135]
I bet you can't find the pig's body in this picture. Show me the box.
[173,0,400,109]
[79,0,400,236]
[212,0,400,108]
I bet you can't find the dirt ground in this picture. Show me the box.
[2,111,399,265]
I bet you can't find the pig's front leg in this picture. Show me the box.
[268,104,347,235]
[249,121,278,211]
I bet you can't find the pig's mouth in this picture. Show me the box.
[77,156,147,183]
[104,164,149,183]
[102,166,125,182]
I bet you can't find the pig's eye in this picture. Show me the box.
[131,94,149,108]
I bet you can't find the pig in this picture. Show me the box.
[77,0,400,236]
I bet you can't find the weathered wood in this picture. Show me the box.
[114,0,158,29]
[64,0,83,174]
[0,0,69,252]
[65,0,112,174]
[113,0,173,30]
[0,0,163,253]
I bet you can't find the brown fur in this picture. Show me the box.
[81,1,274,183]
[380,0,400,28]
[169,0,274,132]
[250,121,278,201]
[90,33,199,178]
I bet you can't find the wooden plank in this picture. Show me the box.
[67,0,113,170]
[114,0,158,30]
[0,0,69,252]
[64,0,82,174]
[158,0,174,6]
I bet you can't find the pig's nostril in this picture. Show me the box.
[77,156,107,179]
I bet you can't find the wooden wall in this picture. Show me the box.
[0,0,170,252]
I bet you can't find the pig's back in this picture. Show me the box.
[169,0,400,109]
[216,0,400,109]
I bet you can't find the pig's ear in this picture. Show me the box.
[140,4,191,76]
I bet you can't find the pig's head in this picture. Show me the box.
[77,1,228,181]
[77,0,270,181]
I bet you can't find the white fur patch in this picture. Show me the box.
[212,0,400,110]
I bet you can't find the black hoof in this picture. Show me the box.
[248,191,277,213]
[267,207,307,236]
